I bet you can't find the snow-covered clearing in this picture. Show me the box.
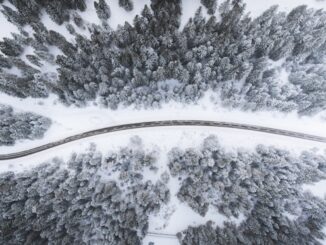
[1,89,326,154]
[180,0,211,29]
[303,180,326,199]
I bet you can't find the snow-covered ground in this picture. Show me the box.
[180,0,211,29]
[303,180,326,199]
[1,89,326,154]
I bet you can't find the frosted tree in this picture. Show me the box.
[171,136,326,244]
[0,141,169,244]
[0,38,24,57]
[119,0,134,11]
[0,104,51,145]
[201,0,218,14]
[94,0,111,20]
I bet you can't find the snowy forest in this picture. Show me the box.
[0,104,51,145]
[1,0,326,244]
[0,0,326,115]
[1,137,326,244]
[171,136,326,244]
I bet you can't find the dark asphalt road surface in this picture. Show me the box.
[1,120,325,160]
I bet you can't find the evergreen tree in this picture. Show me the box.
[0,104,51,145]
[94,0,111,20]
[201,0,218,14]
[119,0,134,11]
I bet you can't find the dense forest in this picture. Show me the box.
[1,136,326,244]
[170,136,326,244]
[0,140,170,244]
[0,0,326,115]
[0,104,51,145]
[1,0,326,244]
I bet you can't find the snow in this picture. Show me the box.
[2,85,325,244]
[84,0,326,32]
[22,24,35,37]
[41,11,75,43]
[0,1,36,41]
[268,58,289,86]
[78,0,151,30]
[180,0,326,30]
[1,87,326,244]
[20,46,39,69]
[180,0,211,29]
[142,235,179,245]
[1,89,326,155]
[106,0,151,29]
[302,180,326,199]
[16,44,60,74]
[243,0,325,18]
[277,68,290,86]
[0,122,321,245]
[283,211,299,221]
[321,226,326,245]
[1,83,326,241]
[2,66,22,76]
[0,124,255,245]
[146,150,245,236]
[77,0,102,28]
[1,0,325,44]
[47,45,64,57]
[148,189,244,233]
[0,1,19,41]
[0,110,325,188]
[0,124,304,170]
[1,0,326,242]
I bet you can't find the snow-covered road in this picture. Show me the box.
[1,120,326,160]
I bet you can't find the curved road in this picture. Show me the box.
[1,120,326,160]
